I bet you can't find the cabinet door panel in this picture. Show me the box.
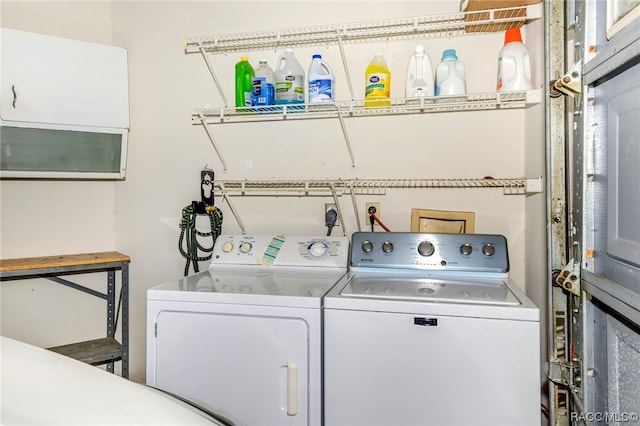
[1,28,128,129]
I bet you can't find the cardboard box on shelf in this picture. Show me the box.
[461,0,541,33]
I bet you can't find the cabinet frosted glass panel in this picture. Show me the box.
[1,126,126,178]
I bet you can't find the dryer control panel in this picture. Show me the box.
[351,232,509,273]
[211,234,350,269]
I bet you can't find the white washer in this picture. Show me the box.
[324,232,540,426]
[147,234,349,426]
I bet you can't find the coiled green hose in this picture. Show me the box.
[178,204,223,276]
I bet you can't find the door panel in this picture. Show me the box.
[154,310,309,426]
[563,0,640,424]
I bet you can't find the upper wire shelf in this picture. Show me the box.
[184,4,543,54]
[194,90,541,124]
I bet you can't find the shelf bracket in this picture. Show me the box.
[198,45,228,108]
[336,35,355,101]
[219,183,246,234]
[199,115,228,172]
[349,188,362,232]
[337,113,356,167]
[329,184,347,236]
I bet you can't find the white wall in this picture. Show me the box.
[1,0,545,383]
[0,1,118,347]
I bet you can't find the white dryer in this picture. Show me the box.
[323,232,540,426]
[147,234,349,426]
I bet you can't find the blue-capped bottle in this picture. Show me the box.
[434,49,466,97]
[308,54,335,106]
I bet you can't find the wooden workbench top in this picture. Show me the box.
[0,251,130,272]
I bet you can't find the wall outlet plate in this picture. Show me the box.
[325,203,339,227]
[365,202,381,225]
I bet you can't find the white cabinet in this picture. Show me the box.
[0,28,129,179]
[1,28,128,129]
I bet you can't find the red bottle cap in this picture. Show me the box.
[504,28,523,44]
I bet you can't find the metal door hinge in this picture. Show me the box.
[555,258,581,296]
[547,359,582,388]
[550,62,582,97]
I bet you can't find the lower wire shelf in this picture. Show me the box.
[214,177,543,234]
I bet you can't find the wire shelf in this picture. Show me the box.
[184,5,542,54]
[215,177,541,196]
[193,89,540,124]
[214,177,542,233]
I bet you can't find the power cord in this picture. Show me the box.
[178,202,223,276]
[368,206,391,232]
[325,207,338,236]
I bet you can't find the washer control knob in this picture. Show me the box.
[239,241,252,253]
[309,241,327,257]
[418,241,435,257]
[382,241,394,253]
[482,244,496,256]
[362,241,374,253]
[221,241,234,253]
[460,244,473,256]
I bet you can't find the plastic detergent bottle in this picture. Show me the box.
[235,56,254,109]
[275,48,305,110]
[497,28,533,92]
[405,45,434,98]
[308,54,335,104]
[252,59,275,111]
[434,49,467,96]
[365,53,391,108]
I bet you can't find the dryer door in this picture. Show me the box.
[153,309,309,426]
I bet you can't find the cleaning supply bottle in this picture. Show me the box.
[434,49,466,96]
[405,45,434,98]
[275,48,305,110]
[497,28,533,92]
[365,53,391,108]
[235,56,254,109]
[251,59,275,111]
[308,54,335,105]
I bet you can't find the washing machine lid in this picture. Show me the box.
[325,272,539,321]
[148,268,346,308]
[341,274,520,305]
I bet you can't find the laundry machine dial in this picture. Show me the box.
[418,241,435,257]
[460,244,473,255]
[239,242,252,253]
[309,241,328,257]
[482,244,496,256]
[221,241,234,253]
[382,241,394,253]
[362,241,374,253]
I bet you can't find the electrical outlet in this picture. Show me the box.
[325,203,339,227]
[365,202,381,225]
